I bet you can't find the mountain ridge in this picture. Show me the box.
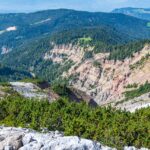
[112,7,150,21]
[0,7,150,150]
[0,8,150,110]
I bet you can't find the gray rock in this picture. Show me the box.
[124,146,149,150]
[0,136,5,141]
[124,147,137,150]
[22,134,34,146]
[10,82,48,99]
[4,146,14,150]
[0,127,149,150]
[41,136,114,150]
[19,141,43,150]
[0,134,23,150]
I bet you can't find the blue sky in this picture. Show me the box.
[0,0,150,13]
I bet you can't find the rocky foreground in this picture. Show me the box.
[0,127,149,150]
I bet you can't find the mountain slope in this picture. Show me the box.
[0,9,150,111]
[1,9,150,74]
[0,64,31,82]
[1,9,150,82]
[0,8,150,55]
[112,7,150,21]
[42,40,150,111]
[0,26,128,76]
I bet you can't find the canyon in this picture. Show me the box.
[44,43,150,111]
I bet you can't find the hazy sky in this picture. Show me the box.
[0,0,150,13]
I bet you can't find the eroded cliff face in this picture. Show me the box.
[44,44,150,110]
[44,44,87,63]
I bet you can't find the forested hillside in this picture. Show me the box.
[0,8,150,55]
[0,9,150,107]
[0,64,31,82]
[2,34,149,83]
[1,9,150,81]
[0,9,150,150]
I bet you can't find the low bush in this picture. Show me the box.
[0,96,149,149]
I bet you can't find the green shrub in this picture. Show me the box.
[125,83,138,89]
[52,83,69,96]
[0,96,150,149]
[0,82,11,87]
[130,54,150,70]
[124,81,150,100]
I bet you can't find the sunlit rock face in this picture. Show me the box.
[10,82,48,99]
[44,44,150,111]
[0,126,149,150]
[0,126,115,150]
[9,82,59,102]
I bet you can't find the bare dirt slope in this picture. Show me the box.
[44,44,150,111]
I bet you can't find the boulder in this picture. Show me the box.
[19,141,43,150]
[41,136,103,150]
[0,127,149,150]
[0,134,23,150]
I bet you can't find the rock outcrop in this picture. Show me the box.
[9,82,59,102]
[115,92,150,112]
[10,82,48,99]
[0,127,149,150]
[0,126,114,150]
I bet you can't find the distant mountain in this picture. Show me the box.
[112,7,150,21]
[0,9,150,127]
[1,9,150,82]
[0,9,150,150]
[0,8,150,52]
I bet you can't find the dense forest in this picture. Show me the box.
[0,64,31,82]
[50,26,129,45]
[2,36,149,83]
[108,40,150,60]
[1,9,150,82]
[1,8,149,57]
[0,96,149,149]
